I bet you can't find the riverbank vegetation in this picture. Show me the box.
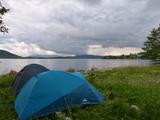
[0,65,160,120]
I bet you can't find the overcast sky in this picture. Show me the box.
[0,0,160,56]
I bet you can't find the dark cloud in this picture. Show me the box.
[0,0,160,55]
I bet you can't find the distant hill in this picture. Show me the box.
[74,55,104,59]
[28,54,104,59]
[27,54,75,59]
[0,50,21,58]
[0,50,140,59]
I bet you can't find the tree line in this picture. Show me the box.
[142,25,160,60]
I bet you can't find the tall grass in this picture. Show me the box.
[0,66,160,120]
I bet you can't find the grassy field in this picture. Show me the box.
[0,65,160,120]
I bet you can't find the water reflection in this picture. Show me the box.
[0,59,151,75]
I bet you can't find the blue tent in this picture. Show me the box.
[15,71,104,120]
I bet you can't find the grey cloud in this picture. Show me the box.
[78,0,102,5]
[1,0,160,55]
[146,0,160,11]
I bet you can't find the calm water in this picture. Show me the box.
[0,59,151,75]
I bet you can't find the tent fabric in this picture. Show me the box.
[15,71,104,120]
[12,64,49,96]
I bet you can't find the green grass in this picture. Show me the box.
[0,66,160,120]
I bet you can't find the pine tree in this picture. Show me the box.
[0,2,9,33]
[142,25,160,60]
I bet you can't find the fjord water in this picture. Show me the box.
[0,59,151,74]
[0,59,151,75]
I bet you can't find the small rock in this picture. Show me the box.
[131,105,139,111]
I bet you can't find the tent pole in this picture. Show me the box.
[64,96,72,119]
